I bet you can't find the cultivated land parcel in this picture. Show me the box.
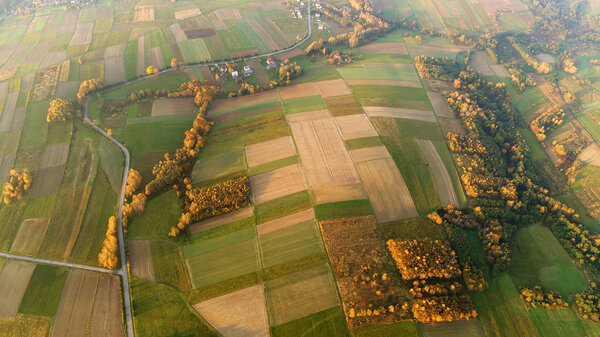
[3,0,600,335]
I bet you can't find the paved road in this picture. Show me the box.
[0,252,119,274]
[80,3,313,337]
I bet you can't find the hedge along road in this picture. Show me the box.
[82,2,313,336]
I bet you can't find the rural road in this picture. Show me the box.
[80,3,313,337]
[0,252,119,274]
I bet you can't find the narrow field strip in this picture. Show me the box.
[364,106,437,123]
[257,208,315,235]
[311,183,366,205]
[426,92,453,118]
[349,145,391,162]
[189,207,254,233]
[250,164,307,204]
[334,114,377,140]
[415,139,459,207]
[129,240,155,281]
[245,136,296,168]
[0,260,36,318]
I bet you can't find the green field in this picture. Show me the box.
[128,190,181,240]
[18,265,68,317]
[178,39,211,64]
[352,322,420,337]
[351,85,432,110]
[272,307,349,337]
[191,148,246,183]
[150,240,191,292]
[338,66,419,82]
[255,190,312,224]
[282,95,326,114]
[122,119,191,153]
[314,199,374,220]
[260,220,324,267]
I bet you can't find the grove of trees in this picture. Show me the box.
[2,169,32,204]
[46,99,74,122]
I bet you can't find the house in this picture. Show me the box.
[318,23,324,30]
[296,11,302,18]
[315,13,320,18]
[243,65,253,77]
[315,2,322,9]
[266,58,276,69]
[232,71,239,79]
[219,65,227,74]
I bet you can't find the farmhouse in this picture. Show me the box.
[316,2,322,8]
[266,58,276,69]
[232,71,239,79]
[243,65,253,77]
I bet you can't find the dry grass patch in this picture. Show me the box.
[416,139,458,207]
[184,28,216,39]
[290,118,359,188]
[150,46,164,69]
[346,79,422,87]
[250,164,307,204]
[213,8,242,20]
[275,48,303,61]
[41,143,70,168]
[0,154,15,181]
[0,68,17,83]
[151,98,195,116]
[26,38,55,63]
[349,145,391,162]
[245,136,296,168]
[406,44,467,58]
[249,1,284,10]
[311,183,366,205]
[266,264,340,325]
[175,7,202,20]
[579,143,600,166]
[427,92,453,118]
[320,216,409,326]
[468,52,494,77]
[58,10,78,35]
[133,5,155,22]
[490,64,509,77]
[286,109,330,122]
[10,218,50,255]
[103,57,125,86]
[317,79,351,98]
[257,208,315,235]
[424,79,453,92]
[88,274,126,337]
[137,36,145,76]
[247,18,279,50]
[356,158,418,222]
[104,44,126,59]
[129,240,155,281]
[360,42,407,54]
[50,270,99,337]
[190,206,254,233]
[279,82,320,99]
[334,114,377,140]
[364,106,436,123]
[0,92,18,133]
[193,284,269,337]
[29,165,66,197]
[70,23,93,45]
[32,64,60,101]
[0,261,36,319]
[170,24,187,42]
[438,117,465,134]
[324,95,364,116]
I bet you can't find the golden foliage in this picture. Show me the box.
[387,239,461,280]
[2,169,32,204]
[98,216,119,269]
[47,99,74,123]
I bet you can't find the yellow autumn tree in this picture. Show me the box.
[2,169,33,204]
[98,216,119,269]
[146,65,158,75]
[47,99,74,123]
[125,169,142,198]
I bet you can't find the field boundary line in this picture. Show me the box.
[0,252,119,274]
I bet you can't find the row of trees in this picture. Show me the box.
[521,286,568,309]
[411,296,477,323]
[529,105,565,141]
[77,78,102,105]
[507,64,536,93]
[508,37,552,74]
[2,169,32,204]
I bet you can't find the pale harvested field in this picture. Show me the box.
[579,143,600,166]
[317,79,351,97]
[129,240,155,281]
[248,58,271,87]
[469,52,494,77]
[274,48,303,61]
[251,164,307,204]
[58,10,78,35]
[175,7,202,20]
[133,5,155,22]
[213,8,242,20]
[247,18,278,50]
[88,274,125,337]
[416,139,459,207]
[97,6,113,19]
[20,72,35,92]
[10,218,50,255]
[112,23,131,31]
[349,145,391,162]
[359,42,407,54]
[334,114,377,140]
[50,270,100,337]
[427,92,453,118]
[0,68,17,84]
[424,79,453,92]
[59,60,71,82]
[257,208,315,235]
[0,92,18,132]
[290,118,360,188]
[356,158,417,222]
[137,36,145,76]
[266,264,340,325]
[536,53,555,63]
[29,165,66,197]
[346,79,422,87]
[406,43,467,58]
[439,117,465,134]
[249,1,284,10]
[70,23,93,45]
[490,64,509,77]
[364,106,437,123]
[104,44,126,59]
[103,57,125,86]
[211,19,227,30]
[193,285,269,337]
[209,89,278,113]
[0,261,36,319]
[150,46,164,69]
[0,81,7,100]
[190,206,254,233]
[1,44,31,71]
[10,107,23,131]
[311,183,365,205]
[245,136,296,167]
[0,154,15,181]
[25,38,54,63]
[151,97,195,116]
[279,82,320,99]
[41,143,70,168]
[170,24,187,42]
[286,109,330,123]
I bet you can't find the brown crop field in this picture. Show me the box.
[0,261,36,319]
[170,24,187,42]
[290,118,360,187]
[469,52,494,77]
[250,164,307,204]
[427,92,453,118]
[266,264,340,325]
[247,18,279,50]
[286,109,330,122]
[416,139,458,207]
[193,285,270,337]
[137,36,146,76]
[245,136,296,168]
[279,82,320,99]
[184,28,216,39]
[175,7,202,20]
[50,270,100,337]
[213,8,242,20]
[151,98,195,116]
[275,48,303,61]
[41,51,67,69]
[311,183,366,205]
[29,165,66,197]
[103,57,125,86]
[356,158,418,222]
[70,23,93,45]
[0,92,18,132]
[349,145,391,162]
[211,19,227,30]
[25,38,54,63]
[133,5,155,22]
[317,79,351,97]
[490,64,510,77]
[88,274,125,337]
[364,106,437,123]
[41,143,70,168]
[579,143,600,166]
[438,117,465,134]
[334,114,378,140]
[58,10,78,35]
[257,208,315,234]
[248,59,270,87]
[406,43,467,58]
[420,320,485,337]
[359,42,408,54]
[10,218,50,255]
[0,154,15,181]
[346,79,422,87]
[190,206,254,233]
[424,79,453,92]
[129,240,155,281]
[150,46,164,69]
